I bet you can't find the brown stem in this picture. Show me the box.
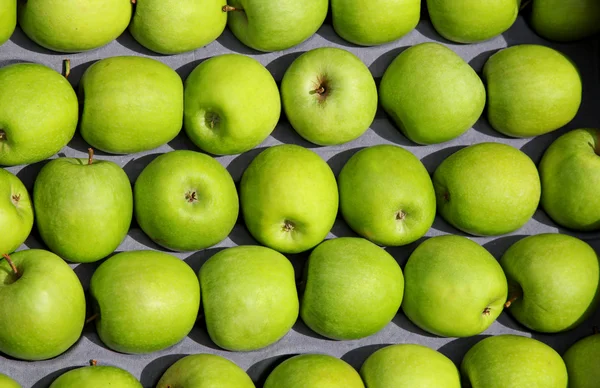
[87,148,94,165]
[62,59,71,79]
[222,5,242,12]
[520,0,532,11]
[131,0,136,3]
[504,293,520,308]
[1,254,18,275]
[90,359,97,366]
[85,314,98,325]
[314,86,326,95]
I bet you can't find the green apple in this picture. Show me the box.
[0,249,85,360]
[539,129,600,231]
[34,150,132,263]
[483,44,582,137]
[461,335,568,387]
[301,237,403,340]
[563,332,600,388]
[427,0,519,43]
[403,235,507,337]
[49,365,141,388]
[223,0,328,52]
[18,0,131,52]
[433,142,541,236]
[0,0,16,46]
[200,245,298,351]
[240,144,338,254]
[501,234,600,333]
[0,374,20,388]
[0,63,78,166]
[130,0,227,54]
[80,56,183,154]
[338,145,435,246]
[379,42,485,145]
[531,0,600,42]
[280,47,377,146]
[184,54,280,155]
[134,150,238,251]
[0,169,33,255]
[89,250,200,354]
[264,354,364,388]
[331,0,420,46]
[360,344,461,388]
[157,354,255,388]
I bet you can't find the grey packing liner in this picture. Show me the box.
[1,14,600,388]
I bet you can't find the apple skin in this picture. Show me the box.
[433,142,541,236]
[80,56,183,154]
[49,366,142,388]
[427,0,519,43]
[224,0,328,52]
[500,234,600,333]
[134,150,238,252]
[157,354,255,388]
[338,145,435,246]
[0,374,20,388]
[130,0,227,54]
[461,335,568,387]
[34,155,132,263]
[264,354,365,388]
[240,144,338,254]
[331,0,420,46]
[563,333,600,388]
[531,0,600,42]
[0,63,78,166]
[90,250,200,354]
[360,344,461,388]
[0,0,16,46]
[281,47,377,146]
[483,44,582,137]
[379,42,485,145]
[184,54,280,155]
[200,245,299,351]
[0,249,86,360]
[539,129,600,231]
[0,169,33,255]
[402,235,507,337]
[301,237,404,340]
[18,0,131,53]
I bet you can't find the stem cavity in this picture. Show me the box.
[0,130,6,141]
[1,254,18,275]
[87,148,94,165]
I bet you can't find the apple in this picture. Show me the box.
[379,42,485,145]
[338,145,435,246]
[563,331,600,388]
[222,0,328,52]
[539,128,600,231]
[264,354,364,388]
[427,0,519,43]
[0,63,78,166]
[280,47,377,146]
[301,237,403,340]
[433,142,541,236]
[184,54,280,155]
[531,0,600,42]
[89,250,200,354]
[0,0,16,46]
[18,0,131,52]
[0,250,85,360]
[461,335,568,387]
[157,354,255,388]
[134,150,238,252]
[360,344,461,388]
[0,169,33,255]
[331,0,420,46]
[80,56,183,154]
[49,364,142,388]
[240,144,338,254]
[200,245,298,351]
[0,374,20,388]
[501,233,600,333]
[130,0,227,54]
[483,44,582,137]
[34,149,132,263]
[402,235,507,337]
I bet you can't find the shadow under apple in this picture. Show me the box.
[482,234,527,259]
[437,334,491,365]
[392,312,439,338]
[247,353,299,386]
[140,353,187,388]
[31,366,79,388]
[341,343,392,370]
[419,145,466,174]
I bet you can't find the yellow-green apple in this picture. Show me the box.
[49,365,142,388]
[0,373,20,388]
[0,169,33,255]
[531,0,600,42]
[0,0,16,46]
[563,331,600,388]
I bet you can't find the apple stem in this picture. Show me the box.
[90,359,98,366]
[85,314,98,325]
[131,0,136,4]
[520,0,532,11]
[87,148,94,165]
[504,294,520,308]
[62,59,71,79]
[222,5,242,12]
[1,254,18,275]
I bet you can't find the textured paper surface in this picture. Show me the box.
[1,16,599,388]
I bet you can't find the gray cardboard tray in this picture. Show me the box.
[1,13,599,388]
